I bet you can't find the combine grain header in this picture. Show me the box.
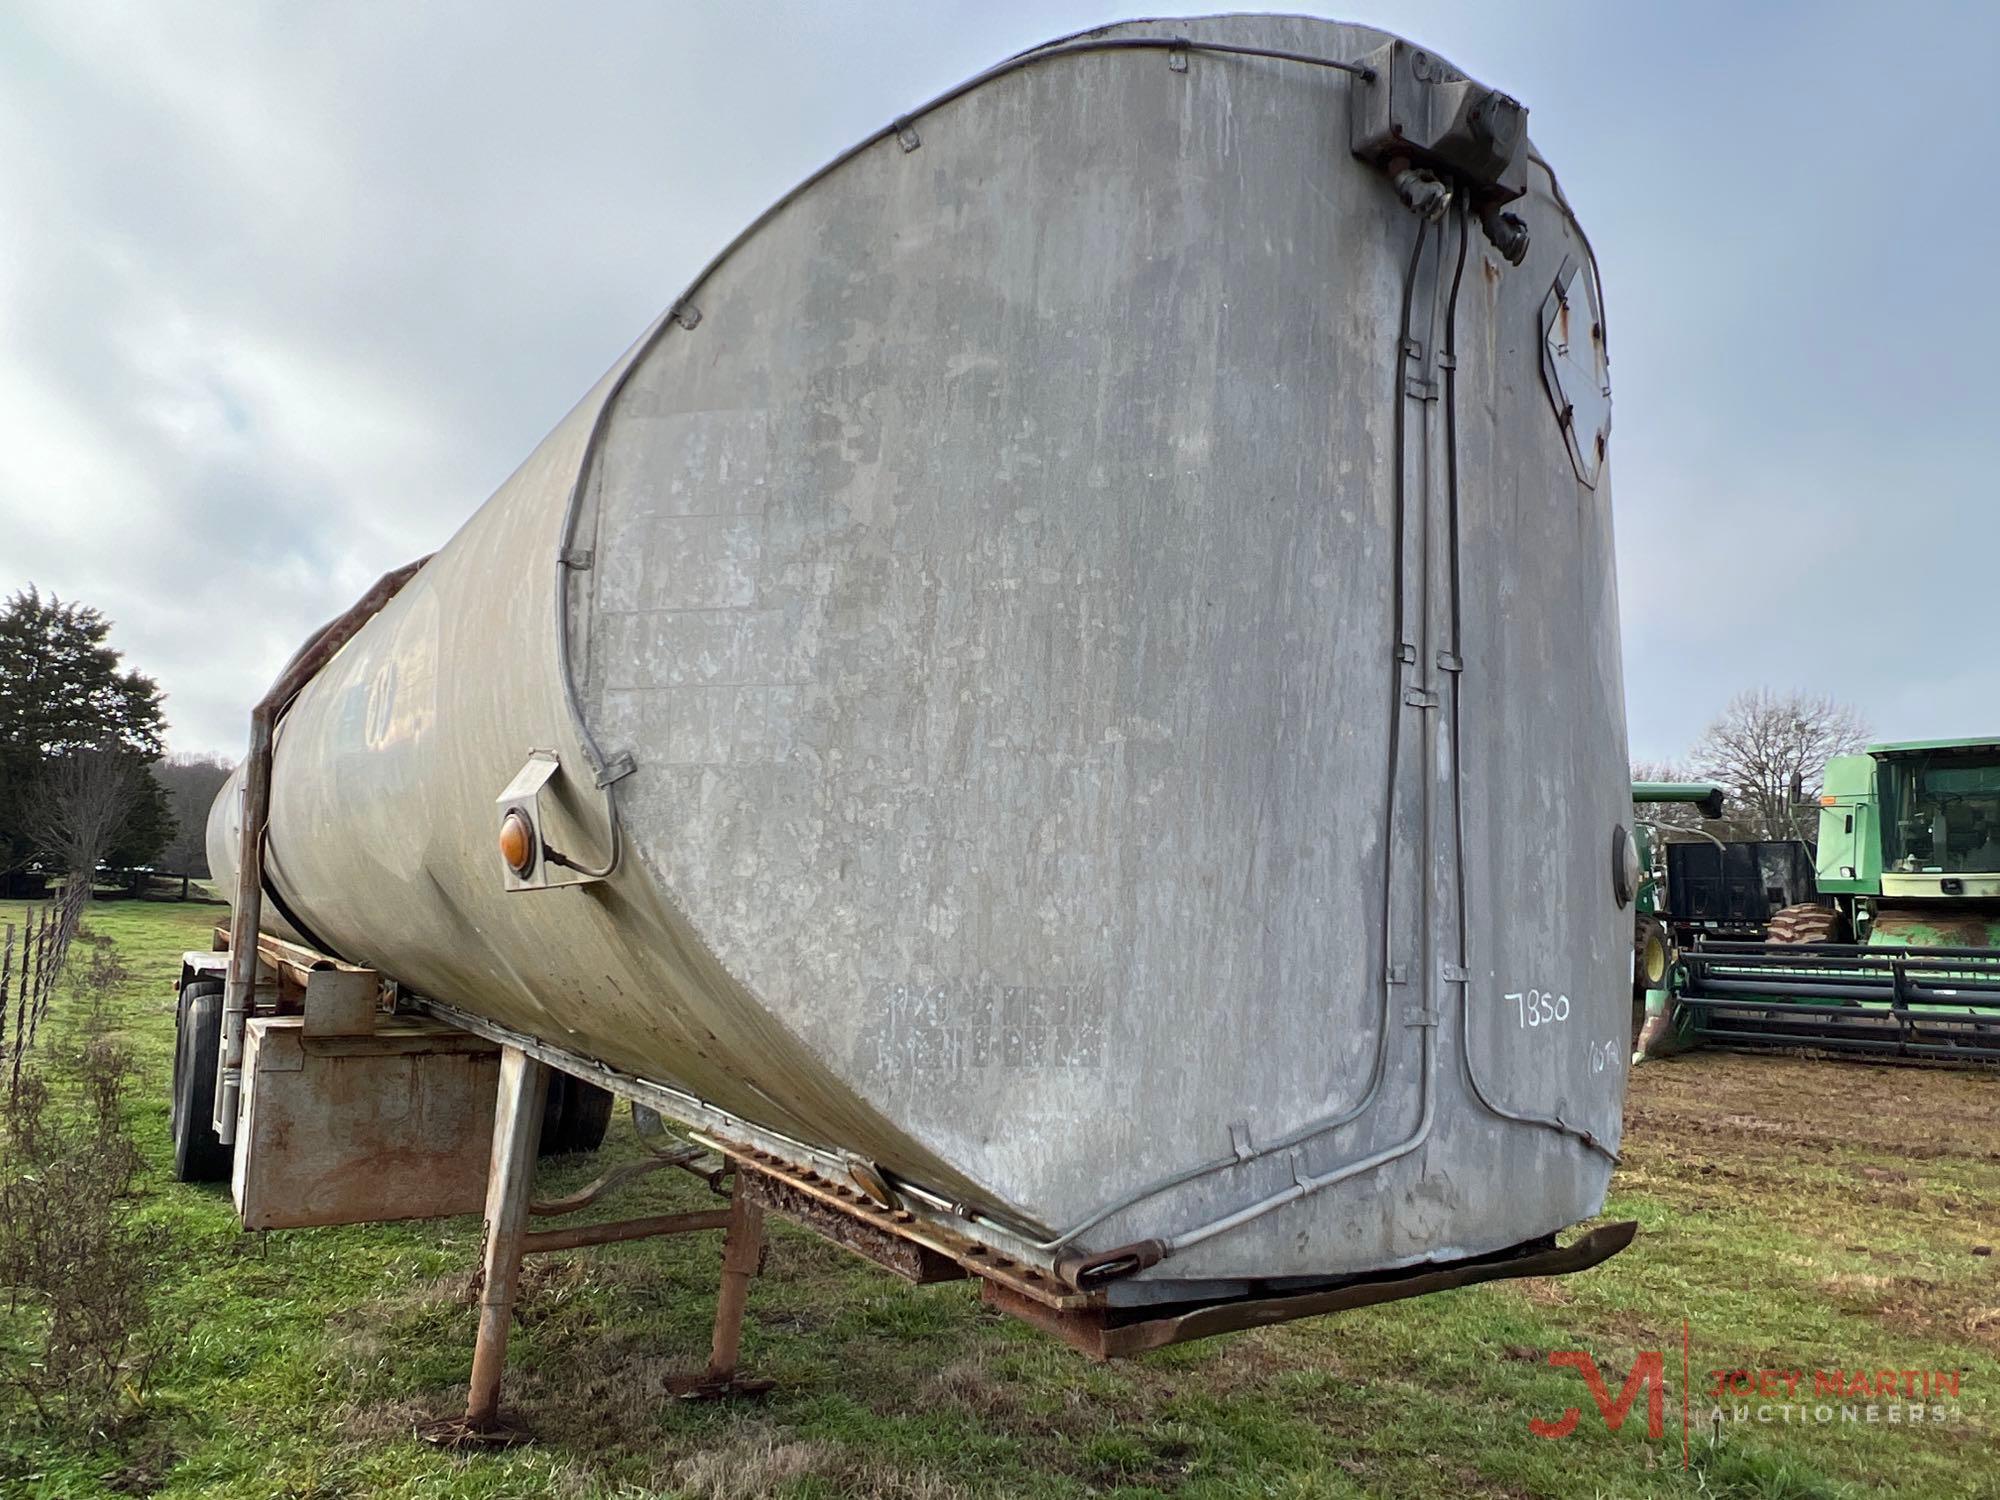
[168,15,1637,1421]
[1642,739,2000,1062]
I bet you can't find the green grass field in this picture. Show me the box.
[1,901,1995,1498]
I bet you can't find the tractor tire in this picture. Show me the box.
[171,980,234,1184]
[538,1073,614,1157]
[1765,904,1844,945]
[1634,916,1672,990]
[1632,916,1673,1046]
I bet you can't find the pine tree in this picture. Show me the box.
[0,588,170,889]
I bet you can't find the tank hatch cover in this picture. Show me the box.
[1540,255,1611,488]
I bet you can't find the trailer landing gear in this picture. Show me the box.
[449,1046,767,1438]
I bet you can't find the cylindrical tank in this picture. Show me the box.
[213,14,1632,1299]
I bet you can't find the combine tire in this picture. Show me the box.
[1765,904,1844,945]
[171,980,234,1184]
[1632,916,1673,1045]
[1634,917,1672,989]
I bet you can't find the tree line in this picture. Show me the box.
[0,588,232,899]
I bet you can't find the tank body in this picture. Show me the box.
[214,14,1633,1292]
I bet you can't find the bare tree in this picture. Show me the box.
[23,748,144,893]
[1693,689,1869,841]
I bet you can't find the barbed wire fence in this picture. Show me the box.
[1,882,91,1095]
[0,878,162,1430]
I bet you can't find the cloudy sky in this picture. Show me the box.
[3,1,1996,763]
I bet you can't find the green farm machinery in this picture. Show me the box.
[1628,781,1725,1058]
[1639,740,2000,1064]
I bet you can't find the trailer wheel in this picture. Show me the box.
[538,1073,614,1156]
[169,978,215,1141]
[171,981,233,1184]
[563,1079,614,1153]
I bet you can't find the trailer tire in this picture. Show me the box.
[169,978,217,1141]
[172,981,233,1184]
[539,1073,614,1157]
[565,1079,614,1153]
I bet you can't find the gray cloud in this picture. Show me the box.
[3,2,1995,761]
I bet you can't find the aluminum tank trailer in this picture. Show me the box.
[175,15,1638,1409]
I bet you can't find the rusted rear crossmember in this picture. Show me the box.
[720,1141,1632,1357]
[709,1139,1634,1355]
[987,1223,1637,1359]
[712,1136,1632,1360]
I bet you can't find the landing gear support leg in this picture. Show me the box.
[680,1167,771,1399]
[465,1046,548,1430]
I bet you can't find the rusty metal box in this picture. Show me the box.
[232,1015,501,1229]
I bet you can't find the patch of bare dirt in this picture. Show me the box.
[1624,1053,2000,1163]
[1621,1051,2000,1348]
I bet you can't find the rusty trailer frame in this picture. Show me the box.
[198,924,1630,1427]
[405,991,1634,1385]
[430,1004,1632,1400]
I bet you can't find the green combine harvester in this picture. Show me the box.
[1628,780,1725,1058]
[1641,739,2000,1063]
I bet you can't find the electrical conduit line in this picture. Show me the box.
[1152,198,1467,1260]
[1165,1020,1439,1255]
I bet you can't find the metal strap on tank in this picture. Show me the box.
[257,843,342,963]
[214,555,430,1146]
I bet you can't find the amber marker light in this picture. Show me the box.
[499,809,536,874]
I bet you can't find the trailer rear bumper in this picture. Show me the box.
[982,1221,1636,1359]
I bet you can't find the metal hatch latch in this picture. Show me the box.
[496,750,608,892]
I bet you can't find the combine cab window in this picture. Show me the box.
[1881,752,2000,874]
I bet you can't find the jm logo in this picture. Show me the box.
[1529,1350,1667,1440]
